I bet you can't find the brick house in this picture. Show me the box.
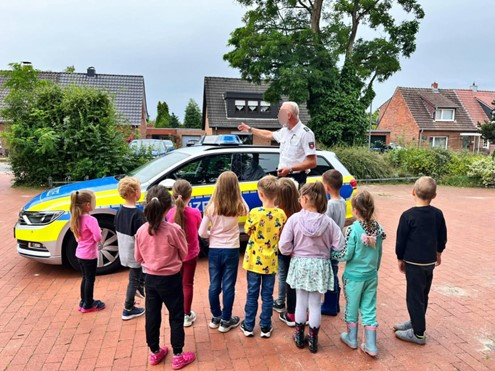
[0,66,148,141]
[377,83,495,152]
[202,77,310,145]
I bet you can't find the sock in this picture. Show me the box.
[173,347,183,356]
[415,333,425,339]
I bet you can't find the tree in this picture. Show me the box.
[169,112,181,128]
[155,101,170,128]
[0,63,150,185]
[224,0,424,146]
[64,65,76,73]
[183,99,202,128]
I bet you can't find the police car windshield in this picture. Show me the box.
[127,151,189,183]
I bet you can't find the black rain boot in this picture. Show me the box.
[307,326,320,353]
[294,322,306,349]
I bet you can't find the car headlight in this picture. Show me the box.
[18,211,64,226]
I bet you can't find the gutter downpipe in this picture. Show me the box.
[419,129,424,147]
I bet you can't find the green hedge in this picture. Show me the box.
[331,146,396,179]
[328,146,493,187]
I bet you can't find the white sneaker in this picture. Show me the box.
[184,311,197,327]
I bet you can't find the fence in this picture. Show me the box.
[47,176,89,188]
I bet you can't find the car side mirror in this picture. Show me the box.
[159,178,176,189]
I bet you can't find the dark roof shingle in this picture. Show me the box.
[0,70,147,126]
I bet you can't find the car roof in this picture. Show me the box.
[174,144,336,156]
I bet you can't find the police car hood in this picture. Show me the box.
[22,176,118,210]
[297,210,331,237]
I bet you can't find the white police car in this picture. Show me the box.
[15,135,357,274]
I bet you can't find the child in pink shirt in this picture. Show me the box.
[69,190,104,313]
[135,185,195,369]
[166,179,202,328]
[199,171,248,333]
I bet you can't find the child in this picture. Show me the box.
[279,181,344,353]
[70,190,105,313]
[394,176,447,345]
[166,179,202,328]
[321,169,347,316]
[199,171,248,333]
[240,175,286,338]
[135,186,196,368]
[114,177,146,321]
[332,190,385,357]
[273,177,301,327]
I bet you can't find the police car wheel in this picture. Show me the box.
[65,216,121,275]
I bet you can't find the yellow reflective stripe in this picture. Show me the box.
[15,220,66,243]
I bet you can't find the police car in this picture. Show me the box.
[15,135,357,274]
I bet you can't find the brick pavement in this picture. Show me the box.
[0,173,494,370]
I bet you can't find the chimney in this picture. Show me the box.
[471,82,478,93]
[21,61,32,67]
[431,82,438,92]
[87,66,96,77]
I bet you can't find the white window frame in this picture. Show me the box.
[483,138,490,149]
[235,100,246,111]
[429,136,448,149]
[434,108,455,121]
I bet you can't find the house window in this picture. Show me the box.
[235,100,246,111]
[248,100,258,112]
[260,101,271,113]
[434,109,455,121]
[429,136,448,149]
[483,139,490,149]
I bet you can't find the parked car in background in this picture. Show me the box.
[14,135,357,274]
[163,139,175,151]
[129,139,168,158]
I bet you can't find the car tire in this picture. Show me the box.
[65,216,121,275]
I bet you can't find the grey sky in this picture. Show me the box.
[1,0,494,121]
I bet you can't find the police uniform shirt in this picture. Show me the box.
[272,121,316,172]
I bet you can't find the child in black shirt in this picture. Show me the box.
[395,176,447,345]
[115,177,146,321]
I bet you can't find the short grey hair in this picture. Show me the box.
[283,101,299,118]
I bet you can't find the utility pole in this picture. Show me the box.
[368,101,373,149]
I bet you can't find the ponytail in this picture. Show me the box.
[351,190,375,222]
[299,181,328,214]
[172,179,192,232]
[69,190,94,240]
[144,185,173,235]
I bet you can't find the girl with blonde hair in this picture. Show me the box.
[166,179,202,327]
[199,171,248,333]
[69,190,105,313]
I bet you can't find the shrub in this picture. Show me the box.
[467,158,495,186]
[330,146,396,179]
[1,63,152,185]
[386,147,451,177]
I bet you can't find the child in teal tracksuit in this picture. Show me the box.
[332,190,385,357]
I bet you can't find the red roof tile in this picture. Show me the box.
[454,89,495,126]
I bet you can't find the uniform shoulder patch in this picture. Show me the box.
[303,126,310,132]
[309,142,315,149]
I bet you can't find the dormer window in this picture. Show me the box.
[435,108,455,121]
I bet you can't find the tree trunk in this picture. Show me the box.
[346,0,360,58]
[311,0,324,33]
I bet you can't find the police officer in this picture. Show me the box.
[237,101,317,185]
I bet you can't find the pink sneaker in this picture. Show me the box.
[149,346,168,366]
[80,300,105,313]
[172,352,196,369]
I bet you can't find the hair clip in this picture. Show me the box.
[151,197,159,202]
[177,195,183,199]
